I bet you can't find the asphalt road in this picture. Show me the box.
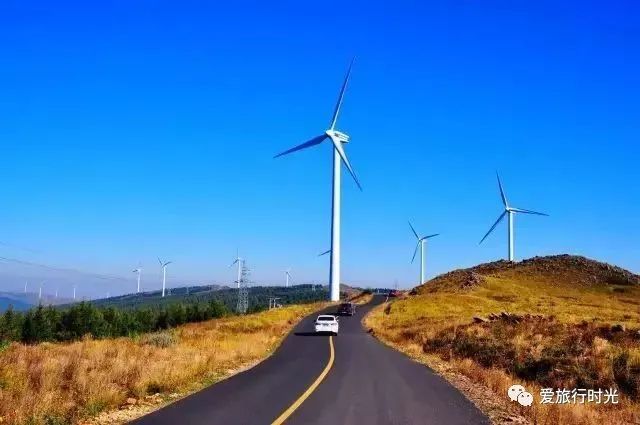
[132,296,489,425]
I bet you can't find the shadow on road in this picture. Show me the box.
[294,332,333,337]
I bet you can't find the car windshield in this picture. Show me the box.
[340,303,351,308]
[317,316,335,322]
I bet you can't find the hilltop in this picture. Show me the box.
[416,254,639,294]
[366,255,640,425]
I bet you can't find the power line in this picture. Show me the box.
[0,256,129,282]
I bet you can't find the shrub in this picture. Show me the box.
[141,331,177,348]
[423,317,640,399]
[613,351,640,398]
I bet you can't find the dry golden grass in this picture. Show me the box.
[0,302,326,425]
[365,256,640,425]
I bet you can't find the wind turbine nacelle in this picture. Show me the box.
[327,130,350,143]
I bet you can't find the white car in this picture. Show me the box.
[314,315,339,335]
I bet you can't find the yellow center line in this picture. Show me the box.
[270,335,335,425]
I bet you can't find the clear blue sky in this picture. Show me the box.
[0,1,638,298]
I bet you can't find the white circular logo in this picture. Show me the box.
[517,391,534,406]
[508,384,526,402]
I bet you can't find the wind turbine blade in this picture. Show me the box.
[408,221,420,240]
[157,257,162,266]
[165,261,173,266]
[424,233,440,239]
[511,207,549,216]
[330,57,355,130]
[496,172,508,207]
[411,241,419,263]
[331,138,362,190]
[479,211,507,244]
[318,249,331,257]
[273,135,328,158]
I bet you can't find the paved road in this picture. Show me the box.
[132,296,489,425]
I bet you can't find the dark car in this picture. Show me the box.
[388,290,400,298]
[337,302,356,316]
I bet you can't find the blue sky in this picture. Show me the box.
[0,1,638,297]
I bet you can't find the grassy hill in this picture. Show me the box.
[365,255,640,425]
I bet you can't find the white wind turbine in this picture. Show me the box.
[284,268,293,287]
[133,264,142,293]
[229,250,243,289]
[158,258,172,297]
[408,221,439,286]
[274,58,362,302]
[480,173,548,261]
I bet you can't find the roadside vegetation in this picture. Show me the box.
[365,255,640,424]
[0,300,228,345]
[0,301,327,425]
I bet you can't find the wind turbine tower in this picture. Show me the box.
[284,268,293,287]
[480,173,548,261]
[158,258,172,297]
[133,265,142,293]
[230,250,243,289]
[408,221,439,285]
[274,59,362,302]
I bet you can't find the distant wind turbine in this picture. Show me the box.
[480,173,548,262]
[158,258,172,297]
[24,281,27,293]
[274,58,362,302]
[284,268,293,287]
[73,285,77,300]
[229,250,243,289]
[39,281,45,301]
[408,221,439,286]
[133,264,142,293]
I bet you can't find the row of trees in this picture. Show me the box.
[0,299,228,345]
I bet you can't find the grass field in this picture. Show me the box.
[0,302,327,425]
[365,255,640,424]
